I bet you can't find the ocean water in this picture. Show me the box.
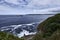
[0,14,53,37]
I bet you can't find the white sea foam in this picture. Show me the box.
[17,30,36,38]
[0,22,38,38]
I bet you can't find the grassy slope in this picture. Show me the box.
[0,32,24,40]
[32,13,60,40]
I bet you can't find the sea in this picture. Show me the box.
[0,14,54,37]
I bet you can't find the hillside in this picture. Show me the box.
[32,13,60,40]
[0,32,24,40]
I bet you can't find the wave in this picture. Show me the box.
[0,22,39,37]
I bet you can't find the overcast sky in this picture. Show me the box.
[0,0,60,15]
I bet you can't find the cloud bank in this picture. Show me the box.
[0,0,60,15]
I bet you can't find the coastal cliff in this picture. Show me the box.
[32,13,60,40]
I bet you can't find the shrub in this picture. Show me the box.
[0,32,24,40]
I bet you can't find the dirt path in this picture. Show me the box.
[23,35,34,40]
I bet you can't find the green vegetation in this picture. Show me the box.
[32,13,60,40]
[0,32,24,40]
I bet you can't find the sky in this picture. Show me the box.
[0,0,60,15]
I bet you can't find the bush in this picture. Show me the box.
[32,33,43,40]
[0,32,24,40]
[47,30,60,40]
